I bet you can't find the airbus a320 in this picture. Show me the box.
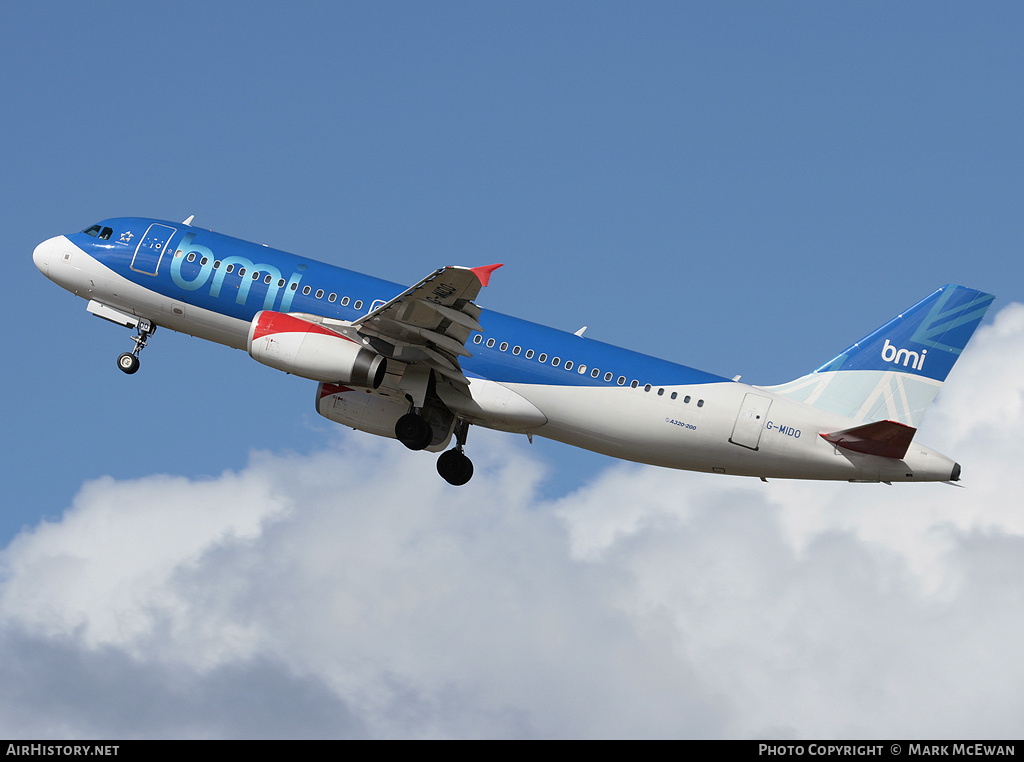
[33,217,993,486]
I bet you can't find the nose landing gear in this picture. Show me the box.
[117,319,154,375]
[117,352,140,374]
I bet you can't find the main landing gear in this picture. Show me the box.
[394,413,475,486]
[395,411,434,451]
[116,319,154,375]
[437,420,473,487]
[437,448,473,486]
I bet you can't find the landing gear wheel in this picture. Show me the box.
[395,413,433,451]
[116,319,153,375]
[117,352,140,375]
[437,449,474,486]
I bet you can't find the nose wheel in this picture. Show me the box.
[117,319,155,375]
[117,352,140,374]
[437,420,474,486]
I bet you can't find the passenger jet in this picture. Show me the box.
[33,217,993,485]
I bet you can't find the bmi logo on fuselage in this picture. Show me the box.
[881,339,926,371]
[168,232,304,312]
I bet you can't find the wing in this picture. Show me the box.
[351,264,502,387]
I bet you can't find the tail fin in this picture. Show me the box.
[767,284,994,427]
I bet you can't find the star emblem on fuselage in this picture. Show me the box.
[119,231,134,244]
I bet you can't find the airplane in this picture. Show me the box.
[33,216,994,486]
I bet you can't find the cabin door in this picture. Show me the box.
[130,223,176,276]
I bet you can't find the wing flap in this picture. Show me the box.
[396,321,474,358]
[413,299,484,333]
[820,420,917,460]
[349,263,500,394]
[427,357,471,385]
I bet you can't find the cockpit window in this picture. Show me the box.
[82,225,114,240]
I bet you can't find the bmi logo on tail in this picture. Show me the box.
[881,339,926,371]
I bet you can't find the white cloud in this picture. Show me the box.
[3,307,1024,738]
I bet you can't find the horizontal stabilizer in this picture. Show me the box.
[820,420,917,460]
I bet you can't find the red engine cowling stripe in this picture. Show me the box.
[252,311,355,342]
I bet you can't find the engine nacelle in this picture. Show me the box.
[247,311,387,388]
[316,383,454,451]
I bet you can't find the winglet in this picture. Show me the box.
[820,420,917,460]
[469,263,503,287]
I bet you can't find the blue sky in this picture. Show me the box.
[3,2,1024,738]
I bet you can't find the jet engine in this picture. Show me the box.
[316,383,455,451]
[247,310,387,387]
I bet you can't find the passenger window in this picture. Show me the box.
[354,301,363,310]
[329,293,337,302]
[201,257,209,266]
[512,346,521,355]
[564,360,573,371]
[486,338,495,348]
[316,289,324,299]
[552,357,561,367]
[341,296,350,306]
[525,350,534,359]
[186,253,196,262]
[473,335,482,344]
[630,380,639,388]
[657,388,664,396]
[302,286,311,295]
[214,261,221,269]
[290,282,297,290]
[538,353,547,363]
[225,264,234,274]
[671,392,677,400]
[238,268,246,277]
[617,376,625,385]
[577,364,586,374]
[500,342,508,352]
[644,384,652,392]
[684,396,691,403]
[265,275,273,284]
[697,399,704,407]
[252,272,260,280]
[277,279,285,287]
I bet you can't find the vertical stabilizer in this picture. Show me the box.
[766,285,994,427]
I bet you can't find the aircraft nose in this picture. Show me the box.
[33,237,53,274]
[33,235,63,276]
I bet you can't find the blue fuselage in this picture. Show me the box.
[77,217,729,390]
